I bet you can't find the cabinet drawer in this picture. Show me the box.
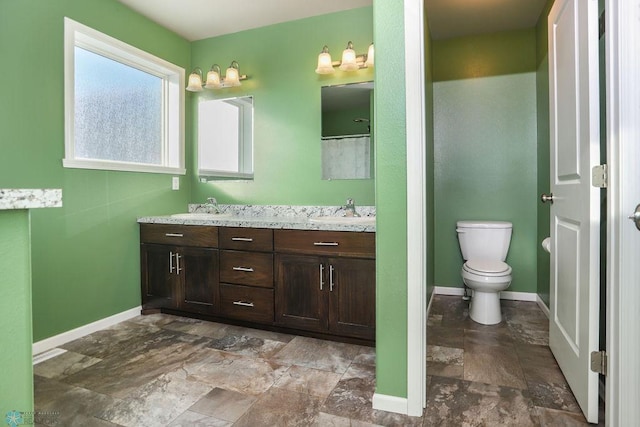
[274,230,375,258]
[220,251,274,288]
[219,227,273,251]
[140,224,218,247]
[219,284,274,323]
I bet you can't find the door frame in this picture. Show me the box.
[404,0,428,417]
[604,0,640,425]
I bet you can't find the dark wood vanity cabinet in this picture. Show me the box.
[274,230,376,341]
[140,223,375,342]
[140,224,219,314]
[218,227,275,323]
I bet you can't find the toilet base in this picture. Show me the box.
[469,290,502,325]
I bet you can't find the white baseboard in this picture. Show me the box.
[501,290,538,302]
[33,306,142,357]
[434,286,465,296]
[536,295,550,318]
[33,348,67,365]
[434,286,539,302]
[372,393,408,415]
[427,287,436,315]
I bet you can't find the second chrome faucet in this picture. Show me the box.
[344,198,360,217]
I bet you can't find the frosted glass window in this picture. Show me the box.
[74,47,162,164]
[64,18,185,174]
[198,96,253,179]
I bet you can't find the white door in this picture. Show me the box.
[604,0,640,424]
[547,0,600,423]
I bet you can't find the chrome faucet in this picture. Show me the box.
[205,197,220,214]
[344,198,360,217]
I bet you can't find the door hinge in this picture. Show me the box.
[592,164,608,188]
[591,350,608,375]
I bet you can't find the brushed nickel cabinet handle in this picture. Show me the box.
[313,242,339,246]
[169,251,175,273]
[165,233,184,237]
[233,301,254,307]
[329,264,335,292]
[232,266,254,272]
[319,264,325,291]
[231,237,253,242]
[175,253,182,274]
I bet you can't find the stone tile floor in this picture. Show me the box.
[33,295,602,426]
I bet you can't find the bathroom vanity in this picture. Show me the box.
[138,206,376,343]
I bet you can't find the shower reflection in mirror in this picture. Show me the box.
[321,81,373,180]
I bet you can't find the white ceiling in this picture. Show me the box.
[116,0,373,41]
[116,0,547,42]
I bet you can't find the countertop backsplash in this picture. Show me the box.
[189,204,376,218]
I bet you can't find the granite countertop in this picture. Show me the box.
[138,204,376,233]
[0,189,63,210]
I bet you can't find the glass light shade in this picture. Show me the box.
[365,43,374,68]
[339,42,358,71]
[204,67,221,89]
[186,71,203,92]
[315,46,335,74]
[225,64,241,87]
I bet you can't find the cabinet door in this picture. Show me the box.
[179,247,219,314]
[141,244,177,309]
[327,258,376,340]
[275,254,326,332]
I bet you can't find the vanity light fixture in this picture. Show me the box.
[204,64,221,89]
[339,41,358,71]
[186,60,247,91]
[224,61,242,87]
[315,46,335,74]
[315,41,374,74]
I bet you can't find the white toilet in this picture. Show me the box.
[456,220,513,325]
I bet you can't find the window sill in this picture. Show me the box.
[63,158,186,175]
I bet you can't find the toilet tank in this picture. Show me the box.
[456,220,512,261]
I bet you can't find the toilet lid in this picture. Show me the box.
[464,259,512,276]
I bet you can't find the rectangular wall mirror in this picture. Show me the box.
[198,96,254,179]
[321,81,373,180]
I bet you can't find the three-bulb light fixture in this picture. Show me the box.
[186,60,247,91]
[315,41,374,74]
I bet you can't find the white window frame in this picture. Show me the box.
[63,17,185,174]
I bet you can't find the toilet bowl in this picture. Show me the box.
[456,221,513,325]
[462,259,512,325]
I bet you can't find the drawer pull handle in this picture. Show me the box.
[231,237,253,242]
[233,301,254,307]
[232,266,254,272]
[165,233,184,237]
[313,242,339,246]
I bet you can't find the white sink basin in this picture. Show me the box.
[170,213,233,220]
[309,216,376,225]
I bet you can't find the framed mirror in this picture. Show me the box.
[321,81,373,180]
[198,96,254,179]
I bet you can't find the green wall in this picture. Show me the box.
[433,30,539,293]
[373,0,409,398]
[0,0,192,341]
[536,0,554,306]
[322,105,371,137]
[190,8,375,205]
[0,211,34,416]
